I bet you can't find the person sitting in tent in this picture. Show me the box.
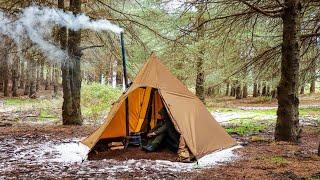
[142,107,180,152]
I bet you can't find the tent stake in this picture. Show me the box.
[120,32,129,138]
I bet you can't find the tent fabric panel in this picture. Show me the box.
[81,93,127,149]
[100,102,126,139]
[133,54,194,97]
[128,88,147,132]
[160,90,236,158]
[134,87,152,132]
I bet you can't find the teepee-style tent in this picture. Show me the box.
[81,53,236,159]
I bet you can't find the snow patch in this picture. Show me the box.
[37,140,240,172]
[38,139,89,163]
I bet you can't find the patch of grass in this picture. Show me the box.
[81,83,121,121]
[267,156,288,165]
[4,98,38,106]
[299,108,320,116]
[38,109,57,121]
[225,119,268,135]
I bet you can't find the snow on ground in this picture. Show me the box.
[212,111,275,125]
[38,140,241,172]
[39,140,90,163]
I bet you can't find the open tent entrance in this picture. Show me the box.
[89,86,182,159]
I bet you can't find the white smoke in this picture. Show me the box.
[0,5,123,63]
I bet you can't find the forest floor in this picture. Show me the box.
[0,90,319,179]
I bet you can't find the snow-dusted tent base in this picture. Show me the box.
[81,53,236,159]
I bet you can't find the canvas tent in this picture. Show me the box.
[81,53,236,159]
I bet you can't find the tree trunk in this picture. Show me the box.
[299,85,304,95]
[53,64,59,97]
[253,82,258,97]
[0,60,3,92]
[19,60,25,89]
[11,54,19,97]
[318,141,320,156]
[195,3,205,103]
[45,65,51,90]
[116,65,123,88]
[262,83,267,96]
[36,62,40,91]
[40,60,44,85]
[271,89,277,99]
[61,0,82,125]
[230,84,236,97]
[225,81,230,96]
[266,85,271,96]
[29,59,37,98]
[310,81,316,94]
[257,82,261,96]
[24,61,30,95]
[235,84,242,99]
[242,83,248,98]
[3,49,9,97]
[275,0,301,142]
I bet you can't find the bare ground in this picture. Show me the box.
[0,123,319,179]
[0,91,319,179]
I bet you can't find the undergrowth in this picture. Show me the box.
[81,83,121,122]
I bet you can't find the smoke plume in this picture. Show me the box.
[0,5,123,63]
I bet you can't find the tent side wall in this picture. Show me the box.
[160,90,236,158]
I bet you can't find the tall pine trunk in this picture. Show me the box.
[11,54,19,97]
[235,83,242,99]
[24,61,30,95]
[45,65,51,90]
[310,62,316,94]
[253,82,258,97]
[53,64,59,97]
[3,48,9,97]
[275,0,301,142]
[299,85,304,95]
[61,0,82,125]
[20,59,25,89]
[225,81,230,96]
[29,59,37,98]
[242,83,248,98]
[195,3,205,102]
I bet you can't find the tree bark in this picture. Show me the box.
[19,59,25,89]
[310,81,316,94]
[299,85,304,95]
[242,83,248,98]
[3,48,9,97]
[11,54,19,97]
[262,82,267,96]
[225,81,230,96]
[271,89,277,99]
[29,59,37,98]
[253,82,258,97]
[24,61,30,95]
[310,62,316,94]
[45,65,51,90]
[0,59,3,92]
[61,0,82,125]
[195,3,205,103]
[266,85,271,96]
[318,141,320,156]
[230,84,236,97]
[53,64,59,97]
[275,0,301,142]
[235,84,242,99]
[36,61,40,91]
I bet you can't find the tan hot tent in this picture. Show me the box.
[81,53,236,159]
